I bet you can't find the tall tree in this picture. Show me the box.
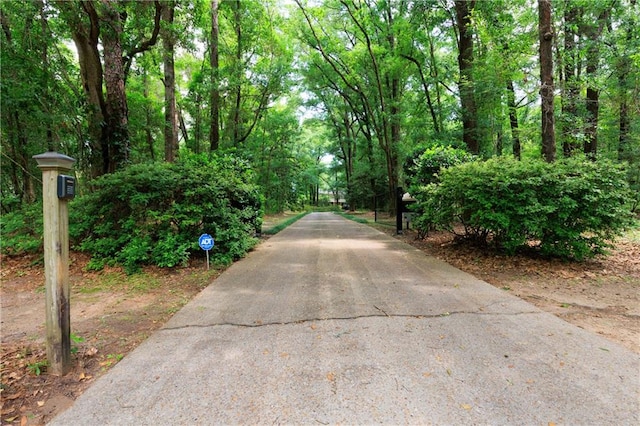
[616,0,638,162]
[454,0,479,154]
[231,0,242,145]
[561,0,580,156]
[471,0,536,159]
[161,1,178,162]
[209,0,220,151]
[583,5,608,158]
[296,0,409,213]
[399,1,443,139]
[214,0,290,147]
[98,1,129,172]
[142,68,158,161]
[1,1,80,204]
[506,80,522,160]
[539,0,556,162]
[56,0,163,175]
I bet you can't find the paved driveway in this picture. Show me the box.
[51,212,639,425]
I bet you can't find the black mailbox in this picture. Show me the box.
[57,175,75,200]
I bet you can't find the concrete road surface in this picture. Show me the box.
[50,212,639,425]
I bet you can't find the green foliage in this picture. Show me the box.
[620,144,640,213]
[413,157,634,260]
[27,360,48,376]
[246,105,303,213]
[71,153,262,273]
[0,202,43,255]
[70,332,85,355]
[1,1,83,202]
[404,145,476,188]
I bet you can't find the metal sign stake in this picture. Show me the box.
[199,233,214,270]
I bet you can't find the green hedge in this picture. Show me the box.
[70,154,262,272]
[0,202,43,256]
[413,157,634,260]
[404,145,476,187]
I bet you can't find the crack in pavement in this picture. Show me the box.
[162,308,543,331]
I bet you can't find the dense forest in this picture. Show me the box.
[1,0,638,264]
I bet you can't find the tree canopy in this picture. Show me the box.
[2,0,638,215]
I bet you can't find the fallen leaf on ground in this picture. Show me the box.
[4,392,24,400]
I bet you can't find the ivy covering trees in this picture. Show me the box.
[1,0,638,265]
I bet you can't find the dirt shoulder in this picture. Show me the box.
[1,214,638,425]
[1,253,220,425]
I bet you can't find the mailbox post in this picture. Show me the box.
[33,152,75,376]
[396,187,404,235]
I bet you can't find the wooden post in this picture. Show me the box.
[33,152,75,376]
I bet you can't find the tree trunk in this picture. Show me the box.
[584,86,598,158]
[455,0,478,154]
[58,0,162,176]
[38,0,54,151]
[162,2,178,162]
[194,92,202,154]
[496,125,503,156]
[561,0,580,157]
[178,107,189,147]
[65,1,105,177]
[100,0,129,173]
[232,0,242,145]
[427,32,444,133]
[341,110,356,204]
[12,112,35,203]
[506,80,522,160]
[618,0,636,161]
[142,70,155,160]
[5,113,21,204]
[583,8,607,159]
[209,0,220,151]
[539,0,556,163]
[401,54,440,134]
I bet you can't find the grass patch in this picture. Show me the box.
[369,219,396,228]
[262,211,310,235]
[623,225,640,244]
[78,270,162,294]
[335,212,369,224]
[127,273,162,292]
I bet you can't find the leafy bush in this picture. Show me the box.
[404,145,476,238]
[0,202,43,255]
[71,153,262,273]
[626,161,639,213]
[413,157,634,260]
[404,145,476,188]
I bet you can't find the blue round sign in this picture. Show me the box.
[199,234,214,250]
